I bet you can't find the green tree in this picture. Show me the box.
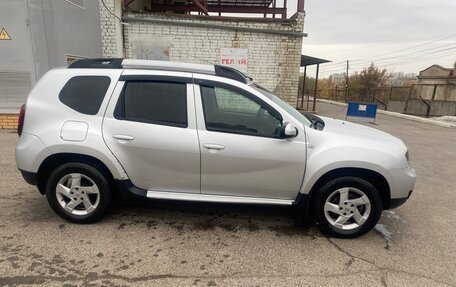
[348,63,389,101]
[357,63,388,94]
[348,72,361,94]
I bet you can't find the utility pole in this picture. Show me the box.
[345,60,349,102]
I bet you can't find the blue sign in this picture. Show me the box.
[346,102,377,121]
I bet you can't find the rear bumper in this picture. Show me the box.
[15,132,51,173]
[19,169,37,186]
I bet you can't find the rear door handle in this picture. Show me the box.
[113,134,134,141]
[203,143,225,150]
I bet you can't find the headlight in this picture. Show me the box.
[405,150,409,162]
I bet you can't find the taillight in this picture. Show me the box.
[17,104,26,136]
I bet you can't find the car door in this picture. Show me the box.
[102,72,200,194]
[194,78,307,200]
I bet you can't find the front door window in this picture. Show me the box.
[200,85,282,138]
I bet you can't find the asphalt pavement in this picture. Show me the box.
[0,102,455,286]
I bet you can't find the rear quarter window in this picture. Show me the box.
[59,76,111,115]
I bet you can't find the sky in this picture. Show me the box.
[293,0,456,78]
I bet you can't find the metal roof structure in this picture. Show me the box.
[125,0,304,18]
[298,55,332,111]
[300,55,331,67]
[207,0,272,6]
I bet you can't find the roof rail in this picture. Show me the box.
[68,58,249,84]
[121,59,215,75]
[214,65,248,84]
[68,58,123,69]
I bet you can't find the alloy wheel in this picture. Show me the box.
[323,187,371,230]
[55,173,100,216]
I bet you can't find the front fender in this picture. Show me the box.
[300,145,395,194]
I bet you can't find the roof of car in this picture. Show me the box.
[68,58,249,84]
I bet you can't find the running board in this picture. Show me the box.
[146,191,294,205]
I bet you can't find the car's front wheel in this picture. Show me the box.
[45,162,112,223]
[314,177,383,238]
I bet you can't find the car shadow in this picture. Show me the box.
[108,196,322,238]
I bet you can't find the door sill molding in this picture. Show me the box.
[146,190,294,205]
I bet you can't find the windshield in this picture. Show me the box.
[250,84,312,127]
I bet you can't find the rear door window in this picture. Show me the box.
[115,81,187,128]
[59,76,111,115]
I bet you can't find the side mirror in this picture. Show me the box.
[280,123,298,139]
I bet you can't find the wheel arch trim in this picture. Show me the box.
[302,166,392,211]
[36,152,123,194]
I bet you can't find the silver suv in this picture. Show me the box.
[15,58,416,238]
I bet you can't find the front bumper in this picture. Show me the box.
[385,166,416,209]
[389,193,412,209]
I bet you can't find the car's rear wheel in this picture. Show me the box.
[45,162,111,223]
[314,177,382,238]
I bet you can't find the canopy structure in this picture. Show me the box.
[298,55,331,111]
[125,0,305,18]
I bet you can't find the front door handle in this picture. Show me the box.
[203,143,225,151]
[113,134,134,141]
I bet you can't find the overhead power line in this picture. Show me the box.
[320,42,455,76]
[351,43,456,65]
[351,33,456,62]
[307,32,456,58]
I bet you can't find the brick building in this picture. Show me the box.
[99,0,306,105]
[0,0,306,129]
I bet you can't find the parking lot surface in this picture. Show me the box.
[1,102,455,286]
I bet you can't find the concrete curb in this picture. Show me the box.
[317,99,456,129]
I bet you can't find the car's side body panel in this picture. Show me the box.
[102,71,201,193]
[16,68,128,180]
[192,75,307,199]
[300,124,415,199]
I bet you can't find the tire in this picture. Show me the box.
[45,162,112,223]
[313,176,383,238]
